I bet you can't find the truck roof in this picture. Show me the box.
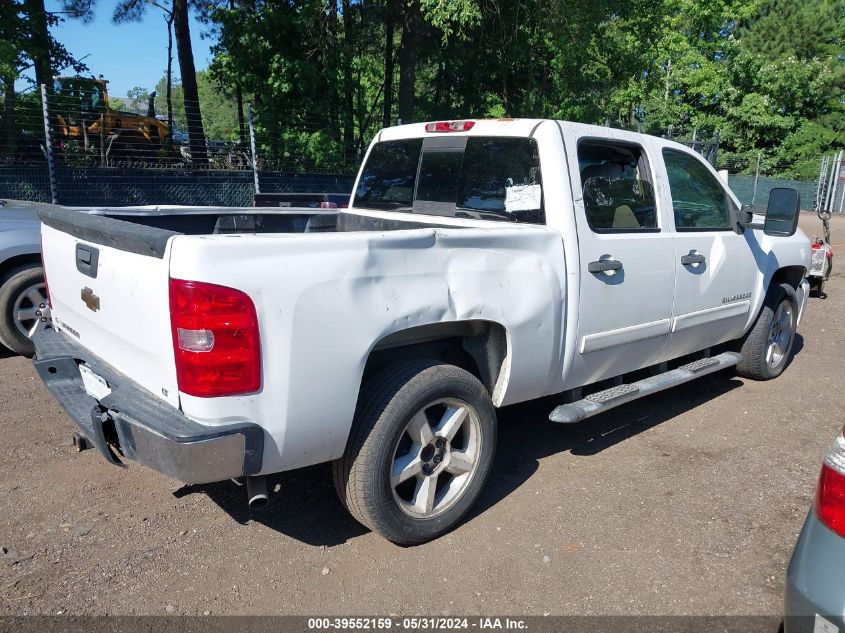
[378,119,547,141]
[376,119,691,153]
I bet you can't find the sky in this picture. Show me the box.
[21,0,213,97]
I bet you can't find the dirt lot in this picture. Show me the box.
[0,214,843,617]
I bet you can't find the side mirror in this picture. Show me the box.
[763,188,800,237]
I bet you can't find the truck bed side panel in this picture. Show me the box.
[168,226,566,474]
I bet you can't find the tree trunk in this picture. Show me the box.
[501,58,510,116]
[173,0,207,163]
[229,0,246,146]
[165,13,174,141]
[235,83,246,146]
[0,0,18,155]
[1,77,16,157]
[382,0,397,128]
[28,0,53,92]
[397,0,419,124]
[327,0,341,142]
[341,0,355,161]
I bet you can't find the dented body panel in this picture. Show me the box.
[169,224,566,472]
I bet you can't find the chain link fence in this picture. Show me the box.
[717,155,825,213]
[0,84,358,206]
[0,85,836,210]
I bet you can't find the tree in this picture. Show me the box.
[126,86,150,112]
[113,0,208,162]
[740,0,843,61]
[172,0,207,162]
[156,71,240,140]
[192,0,842,176]
[0,0,88,157]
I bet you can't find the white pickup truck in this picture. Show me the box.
[33,119,810,544]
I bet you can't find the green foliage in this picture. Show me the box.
[125,86,150,112]
[108,97,127,111]
[4,0,843,178]
[154,71,242,141]
[0,0,89,85]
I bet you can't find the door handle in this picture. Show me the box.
[588,259,623,273]
[681,252,706,266]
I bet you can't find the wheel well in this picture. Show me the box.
[0,253,42,282]
[770,266,805,292]
[362,321,510,405]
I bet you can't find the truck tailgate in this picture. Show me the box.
[39,208,180,408]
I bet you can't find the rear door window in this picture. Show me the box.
[577,140,657,232]
[353,136,544,224]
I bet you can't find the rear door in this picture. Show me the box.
[561,129,676,388]
[654,146,758,361]
[40,210,180,407]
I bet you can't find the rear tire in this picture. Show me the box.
[0,264,48,356]
[333,359,496,545]
[735,283,797,380]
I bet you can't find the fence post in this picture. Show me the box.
[751,153,761,207]
[828,151,843,215]
[814,155,829,213]
[247,103,260,195]
[824,151,839,214]
[838,154,845,214]
[40,84,57,205]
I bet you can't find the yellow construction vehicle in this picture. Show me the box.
[50,76,169,162]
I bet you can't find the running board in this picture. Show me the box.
[549,352,741,424]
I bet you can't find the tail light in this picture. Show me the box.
[169,278,261,397]
[815,428,845,538]
[424,120,475,133]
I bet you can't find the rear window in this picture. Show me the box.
[353,139,422,211]
[353,136,544,224]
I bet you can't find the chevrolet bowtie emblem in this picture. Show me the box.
[81,287,100,312]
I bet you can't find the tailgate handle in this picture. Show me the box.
[76,244,99,278]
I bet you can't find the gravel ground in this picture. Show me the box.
[0,213,843,617]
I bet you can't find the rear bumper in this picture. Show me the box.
[784,510,845,633]
[32,327,263,484]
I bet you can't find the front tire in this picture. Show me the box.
[735,283,797,380]
[333,359,497,545]
[0,264,49,356]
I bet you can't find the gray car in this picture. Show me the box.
[0,199,49,356]
[785,427,845,633]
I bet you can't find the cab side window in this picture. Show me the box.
[662,149,732,231]
[577,141,657,232]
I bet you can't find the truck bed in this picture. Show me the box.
[39,205,462,259]
[38,201,566,474]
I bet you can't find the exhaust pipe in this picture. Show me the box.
[246,476,269,510]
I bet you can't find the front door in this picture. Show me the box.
[655,146,758,361]
[563,131,677,389]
